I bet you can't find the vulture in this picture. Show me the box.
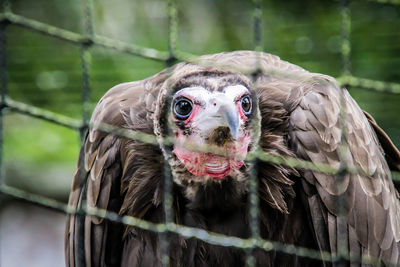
[66,51,400,266]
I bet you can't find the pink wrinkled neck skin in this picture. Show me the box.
[173,136,251,179]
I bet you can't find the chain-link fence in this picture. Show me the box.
[1,0,400,266]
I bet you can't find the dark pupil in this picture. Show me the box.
[175,99,192,118]
[241,97,251,112]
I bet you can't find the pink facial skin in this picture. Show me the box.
[174,135,251,179]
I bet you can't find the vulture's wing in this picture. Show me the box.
[288,78,400,264]
[65,78,164,267]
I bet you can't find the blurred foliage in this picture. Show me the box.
[3,0,400,200]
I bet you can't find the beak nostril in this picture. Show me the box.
[208,126,234,146]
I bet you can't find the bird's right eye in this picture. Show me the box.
[173,97,193,120]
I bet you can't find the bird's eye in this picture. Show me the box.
[173,97,193,120]
[240,95,252,115]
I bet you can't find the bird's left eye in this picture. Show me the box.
[173,97,193,120]
[240,95,252,115]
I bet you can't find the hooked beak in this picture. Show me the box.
[218,103,239,140]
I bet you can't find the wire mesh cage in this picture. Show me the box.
[1,0,400,266]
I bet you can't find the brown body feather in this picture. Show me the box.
[66,51,400,266]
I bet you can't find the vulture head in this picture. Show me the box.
[154,70,262,194]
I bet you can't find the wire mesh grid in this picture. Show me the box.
[1,0,400,266]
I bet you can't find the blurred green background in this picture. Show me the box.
[4,0,400,201]
[1,1,400,266]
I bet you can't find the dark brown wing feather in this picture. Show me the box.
[288,77,400,265]
[65,77,167,266]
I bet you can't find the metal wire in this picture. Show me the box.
[246,1,263,266]
[0,0,399,266]
[0,1,9,266]
[4,96,398,180]
[253,0,262,52]
[0,12,170,61]
[341,0,351,77]
[367,0,400,4]
[167,0,178,64]
[80,0,94,139]
[337,75,400,94]
[80,47,91,134]
[0,184,396,266]
[0,1,7,186]
[334,1,352,265]
[159,1,179,265]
